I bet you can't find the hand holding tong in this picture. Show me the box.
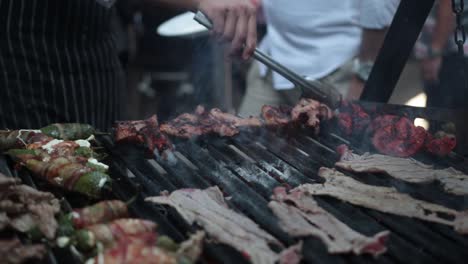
[193,11,343,109]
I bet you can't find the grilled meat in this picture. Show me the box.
[297,167,468,234]
[261,105,292,126]
[71,200,129,229]
[335,145,468,195]
[209,108,263,127]
[161,106,242,139]
[337,101,371,136]
[0,173,60,239]
[87,231,205,264]
[291,98,333,127]
[370,115,427,157]
[75,218,157,250]
[270,187,389,256]
[0,130,52,151]
[0,238,46,264]
[114,115,174,158]
[146,187,303,264]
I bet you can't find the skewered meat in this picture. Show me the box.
[87,231,205,264]
[74,218,157,250]
[146,187,303,264]
[0,130,51,150]
[0,238,46,264]
[335,145,468,195]
[296,168,468,234]
[261,105,292,126]
[0,173,60,239]
[370,115,427,157]
[23,157,110,198]
[114,115,174,159]
[269,187,389,256]
[40,123,95,140]
[70,200,129,229]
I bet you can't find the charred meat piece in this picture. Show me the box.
[370,115,427,157]
[300,167,468,234]
[161,106,243,138]
[0,238,46,264]
[0,173,60,239]
[209,108,263,127]
[337,101,371,136]
[146,187,303,264]
[270,187,389,256]
[291,98,333,125]
[335,144,468,195]
[160,113,205,139]
[261,105,292,126]
[425,132,457,157]
[0,130,52,151]
[114,115,174,158]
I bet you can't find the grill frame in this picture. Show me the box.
[1,126,468,264]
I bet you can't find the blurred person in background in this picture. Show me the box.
[238,0,399,116]
[414,0,468,110]
[0,0,258,130]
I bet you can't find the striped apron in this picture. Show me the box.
[0,0,123,131]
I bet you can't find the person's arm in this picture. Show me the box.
[421,0,454,82]
[143,0,258,60]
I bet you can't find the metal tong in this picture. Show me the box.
[193,11,342,109]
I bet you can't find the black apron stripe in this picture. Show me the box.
[0,0,120,130]
[31,0,51,125]
[6,0,23,127]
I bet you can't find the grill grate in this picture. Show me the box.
[1,127,468,264]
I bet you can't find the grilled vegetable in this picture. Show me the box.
[0,130,51,150]
[40,123,95,140]
[75,218,157,250]
[72,200,129,229]
[25,158,110,198]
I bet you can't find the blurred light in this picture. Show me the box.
[405,92,429,129]
[405,92,427,107]
[414,118,429,129]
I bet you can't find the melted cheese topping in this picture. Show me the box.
[75,139,91,148]
[88,158,109,170]
[41,139,64,153]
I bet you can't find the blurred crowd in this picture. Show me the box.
[115,0,468,123]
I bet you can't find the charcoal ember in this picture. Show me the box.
[371,115,427,157]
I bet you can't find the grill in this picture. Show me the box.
[1,126,468,264]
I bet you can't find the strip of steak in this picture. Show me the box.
[0,173,60,239]
[335,145,468,195]
[146,187,302,264]
[298,168,468,234]
[0,238,46,264]
[269,187,389,256]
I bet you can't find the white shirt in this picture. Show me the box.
[259,0,362,90]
